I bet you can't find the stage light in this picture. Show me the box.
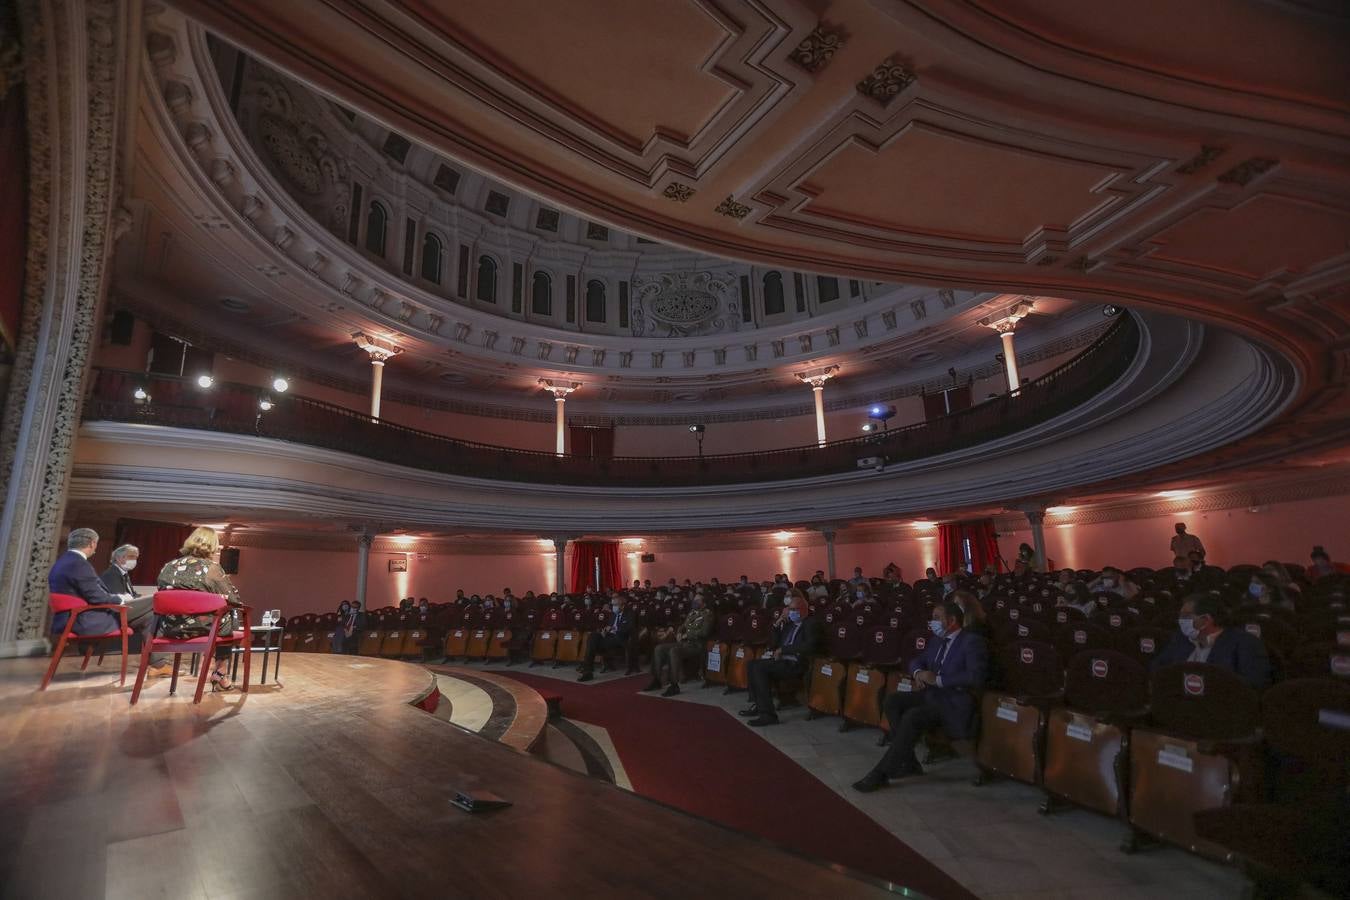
[196,374,214,389]
[133,386,148,401]
[774,531,794,541]
[867,404,897,422]
[258,398,274,411]
[391,535,416,545]
[1157,490,1195,500]
[777,546,798,553]
[272,376,290,393]
[861,423,875,432]
[1047,506,1076,514]
[688,423,705,433]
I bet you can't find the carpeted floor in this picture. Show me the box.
[494,670,976,900]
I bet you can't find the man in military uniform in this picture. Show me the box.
[644,592,713,697]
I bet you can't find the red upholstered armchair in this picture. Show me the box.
[40,593,131,690]
[129,590,252,705]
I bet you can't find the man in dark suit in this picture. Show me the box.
[1152,593,1271,690]
[578,594,634,681]
[854,599,988,791]
[48,529,173,677]
[743,592,819,726]
[341,601,366,655]
[99,544,140,598]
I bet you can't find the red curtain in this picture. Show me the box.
[114,519,195,583]
[568,541,622,593]
[0,85,27,353]
[935,519,1003,576]
[936,524,964,576]
[567,425,615,459]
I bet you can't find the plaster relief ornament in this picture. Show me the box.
[631,271,738,337]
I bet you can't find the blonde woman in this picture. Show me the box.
[157,526,245,691]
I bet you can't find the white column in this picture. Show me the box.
[1000,329,1020,395]
[369,359,385,418]
[796,366,838,448]
[552,536,569,593]
[539,379,580,457]
[812,384,827,447]
[353,333,401,420]
[821,527,838,580]
[355,532,372,608]
[555,395,566,456]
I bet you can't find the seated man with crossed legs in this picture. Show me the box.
[853,599,988,792]
[741,590,817,726]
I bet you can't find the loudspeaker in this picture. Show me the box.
[109,310,135,345]
[220,547,240,574]
[640,553,655,563]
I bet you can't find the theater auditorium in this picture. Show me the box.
[1,1,1348,898]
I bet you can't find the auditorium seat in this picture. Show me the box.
[1041,649,1149,817]
[356,616,385,655]
[379,617,408,657]
[975,640,1062,787]
[841,626,902,730]
[443,625,470,661]
[1125,663,1262,858]
[553,627,583,667]
[807,622,861,719]
[1054,621,1114,663]
[485,626,513,662]
[530,628,559,665]
[465,625,492,661]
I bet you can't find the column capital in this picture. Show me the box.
[795,365,840,388]
[539,378,581,398]
[978,299,1034,333]
[353,331,401,363]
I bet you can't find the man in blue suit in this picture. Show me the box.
[48,527,173,677]
[854,599,988,792]
[577,593,635,681]
[1152,594,1271,690]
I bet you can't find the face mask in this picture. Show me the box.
[611,604,620,613]
[123,559,138,571]
[1178,617,1199,640]
[503,602,511,610]
[583,598,592,606]
[1249,583,1263,597]
[1101,579,1115,588]
[1174,568,1188,578]
[855,591,866,600]
[928,619,945,637]
[787,610,802,623]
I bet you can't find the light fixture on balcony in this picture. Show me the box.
[258,397,274,411]
[196,374,215,389]
[272,376,290,393]
[133,386,148,401]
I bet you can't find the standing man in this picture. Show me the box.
[1170,523,1205,562]
[743,590,818,726]
[49,529,173,678]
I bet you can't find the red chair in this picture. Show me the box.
[41,593,131,690]
[129,590,253,705]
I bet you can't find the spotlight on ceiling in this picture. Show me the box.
[133,386,148,401]
[272,376,290,393]
[867,404,897,422]
[688,423,705,434]
[1103,305,1122,317]
[195,374,214,389]
[258,398,274,411]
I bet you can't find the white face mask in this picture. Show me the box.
[611,604,620,613]
[122,559,138,571]
[1178,617,1200,640]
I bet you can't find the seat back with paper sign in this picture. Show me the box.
[1043,650,1148,816]
[862,626,902,667]
[485,627,513,660]
[976,640,1060,786]
[842,661,887,727]
[357,616,386,655]
[553,628,583,663]
[530,628,558,662]
[443,626,470,660]
[1128,664,1261,859]
[379,621,407,657]
[725,642,760,690]
[806,656,848,717]
[704,638,729,684]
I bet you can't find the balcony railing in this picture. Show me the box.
[84,315,1138,487]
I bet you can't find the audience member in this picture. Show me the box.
[1170,522,1205,561]
[332,600,352,652]
[578,594,634,681]
[645,593,713,697]
[848,567,867,586]
[48,528,172,677]
[1013,543,1037,576]
[156,526,246,691]
[807,573,830,601]
[950,590,990,641]
[743,590,818,726]
[1153,594,1271,690]
[853,600,989,792]
[1309,546,1347,578]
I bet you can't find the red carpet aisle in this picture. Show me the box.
[495,671,976,900]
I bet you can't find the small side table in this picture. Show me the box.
[230,623,283,685]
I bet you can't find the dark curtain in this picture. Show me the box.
[567,425,615,459]
[114,519,194,583]
[0,84,26,353]
[936,520,1004,576]
[936,524,964,576]
[568,541,622,593]
[922,385,973,421]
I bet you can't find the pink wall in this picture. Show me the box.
[1000,493,1350,572]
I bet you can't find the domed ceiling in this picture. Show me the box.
[114,11,1120,424]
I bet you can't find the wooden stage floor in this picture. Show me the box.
[0,654,904,899]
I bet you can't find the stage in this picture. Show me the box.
[0,654,905,898]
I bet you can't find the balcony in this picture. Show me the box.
[84,315,1138,488]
